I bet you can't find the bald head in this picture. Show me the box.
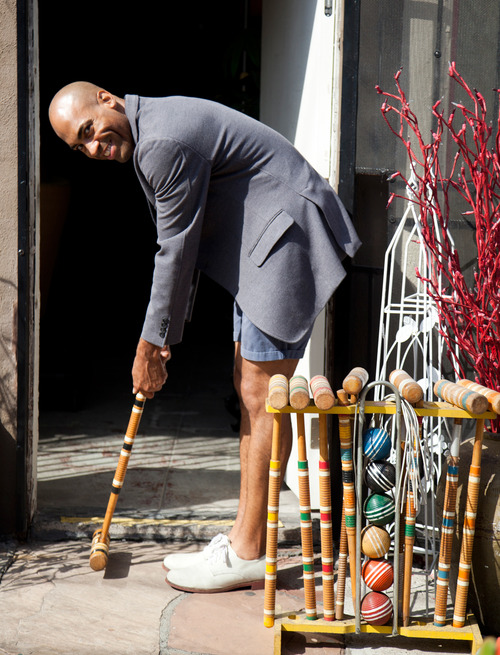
[49,81,134,163]
[49,82,102,132]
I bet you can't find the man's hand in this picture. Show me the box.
[132,338,171,399]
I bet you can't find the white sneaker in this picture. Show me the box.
[162,533,229,571]
[165,538,265,593]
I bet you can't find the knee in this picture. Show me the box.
[238,371,268,417]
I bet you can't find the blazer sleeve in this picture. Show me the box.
[135,137,211,346]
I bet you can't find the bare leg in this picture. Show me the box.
[229,342,298,560]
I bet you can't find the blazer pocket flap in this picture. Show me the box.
[249,210,294,267]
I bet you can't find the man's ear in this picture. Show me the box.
[97,90,116,107]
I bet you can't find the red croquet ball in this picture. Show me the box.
[361,558,394,591]
[361,591,393,626]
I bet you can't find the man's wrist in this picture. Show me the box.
[136,337,162,357]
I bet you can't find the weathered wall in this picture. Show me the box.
[0,0,20,534]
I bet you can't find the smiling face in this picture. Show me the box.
[49,83,134,163]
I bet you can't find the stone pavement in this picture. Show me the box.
[0,538,474,655]
[0,353,479,654]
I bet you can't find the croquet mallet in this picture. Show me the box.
[433,379,490,627]
[433,416,462,626]
[336,387,357,616]
[310,374,336,621]
[389,369,424,626]
[89,392,146,571]
[264,374,287,628]
[336,366,369,616]
[290,375,317,621]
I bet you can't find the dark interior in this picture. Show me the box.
[39,1,262,412]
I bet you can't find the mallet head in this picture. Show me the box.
[89,529,110,571]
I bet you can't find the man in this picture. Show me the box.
[49,82,361,593]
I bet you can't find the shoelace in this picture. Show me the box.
[203,533,230,566]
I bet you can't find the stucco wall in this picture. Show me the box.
[0,0,19,532]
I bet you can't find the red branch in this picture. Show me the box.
[377,64,500,432]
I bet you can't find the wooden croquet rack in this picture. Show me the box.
[266,393,495,655]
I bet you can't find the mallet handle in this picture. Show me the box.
[335,500,348,620]
[90,393,146,571]
[311,376,335,620]
[402,414,422,626]
[402,482,416,626]
[389,371,422,624]
[337,388,357,606]
[434,418,462,626]
[434,379,488,415]
[453,418,485,628]
[264,377,284,628]
[100,393,146,539]
[296,410,317,620]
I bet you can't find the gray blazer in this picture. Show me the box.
[125,95,361,347]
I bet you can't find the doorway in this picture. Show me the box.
[37,1,262,526]
[39,1,261,407]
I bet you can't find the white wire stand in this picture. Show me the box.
[373,180,459,619]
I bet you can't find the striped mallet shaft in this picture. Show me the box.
[402,482,416,626]
[457,379,500,415]
[268,373,289,410]
[434,418,462,626]
[337,388,357,606]
[335,500,348,619]
[342,366,369,396]
[264,378,284,628]
[389,370,424,405]
[453,418,485,628]
[434,379,489,415]
[289,374,310,410]
[311,375,335,620]
[89,393,146,571]
[397,443,406,620]
[295,404,317,620]
[393,373,423,627]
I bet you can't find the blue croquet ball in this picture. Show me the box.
[364,460,396,493]
[363,493,395,526]
[363,427,391,460]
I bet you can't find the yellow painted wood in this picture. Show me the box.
[266,401,496,420]
[61,516,244,527]
[273,613,483,653]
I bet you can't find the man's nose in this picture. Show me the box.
[86,139,100,158]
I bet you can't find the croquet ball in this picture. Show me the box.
[361,558,394,591]
[361,525,391,558]
[363,427,391,460]
[361,591,393,626]
[364,460,396,493]
[363,493,395,526]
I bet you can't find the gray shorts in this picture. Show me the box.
[233,302,313,361]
